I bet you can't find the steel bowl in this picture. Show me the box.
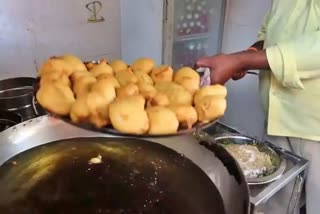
[211,133,287,185]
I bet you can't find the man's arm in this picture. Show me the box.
[233,30,320,89]
[265,30,320,89]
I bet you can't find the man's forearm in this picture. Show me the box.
[233,50,270,70]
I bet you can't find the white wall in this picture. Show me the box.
[220,0,271,137]
[0,0,121,79]
[120,0,163,65]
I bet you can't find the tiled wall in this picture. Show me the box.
[220,0,271,137]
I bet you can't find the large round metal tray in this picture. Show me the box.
[33,76,218,138]
[50,114,217,138]
[211,134,287,185]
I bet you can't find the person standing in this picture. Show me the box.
[196,0,320,213]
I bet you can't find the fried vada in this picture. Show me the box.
[195,96,227,123]
[109,59,128,73]
[131,58,155,74]
[151,65,173,83]
[155,82,192,105]
[174,67,200,95]
[36,82,75,116]
[194,84,227,105]
[146,106,179,135]
[168,105,198,129]
[116,83,139,99]
[109,97,149,134]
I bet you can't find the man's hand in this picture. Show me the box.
[196,54,245,85]
[196,50,269,85]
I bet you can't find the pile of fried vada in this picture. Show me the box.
[36,54,227,135]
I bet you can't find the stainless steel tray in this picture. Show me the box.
[209,133,287,185]
[193,131,286,185]
[201,123,309,213]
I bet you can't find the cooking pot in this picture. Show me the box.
[0,116,250,214]
[0,77,45,120]
[0,110,22,132]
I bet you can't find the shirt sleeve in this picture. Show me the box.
[257,12,270,41]
[266,30,320,89]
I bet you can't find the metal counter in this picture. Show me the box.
[205,123,309,213]
[0,115,309,214]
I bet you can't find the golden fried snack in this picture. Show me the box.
[194,85,227,105]
[151,65,173,83]
[36,82,75,116]
[116,83,139,99]
[109,97,149,134]
[138,83,157,100]
[134,70,154,85]
[73,75,97,98]
[70,71,92,83]
[115,70,138,86]
[96,74,120,88]
[40,71,71,88]
[109,59,128,73]
[155,82,193,105]
[168,105,198,129]
[86,92,110,128]
[38,58,74,77]
[116,95,146,110]
[174,67,200,95]
[90,63,113,77]
[146,106,179,135]
[131,58,155,74]
[195,96,227,123]
[70,96,90,123]
[147,92,170,107]
[60,54,87,73]
[91,80,116,104]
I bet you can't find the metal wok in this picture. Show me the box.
[0,115,250,214]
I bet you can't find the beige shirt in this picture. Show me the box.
[258,0,320,140]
